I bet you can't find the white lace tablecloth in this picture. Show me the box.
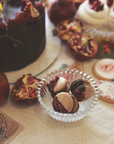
[1,88,114,144]
[1,100,114,144]
[1,4,114,144]
[1,42,114,144]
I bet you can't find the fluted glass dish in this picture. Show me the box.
[37,69,99,122]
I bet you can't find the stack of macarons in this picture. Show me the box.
[47,76,94,114]
[52,92,79,113]
[70,78,94,101]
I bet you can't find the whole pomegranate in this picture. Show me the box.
[48,0,76,25]
[0,72,10,105]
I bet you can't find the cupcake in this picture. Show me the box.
[108,6,114,30]
[76,0,109,28]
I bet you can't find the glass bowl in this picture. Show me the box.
[37,69,99,122]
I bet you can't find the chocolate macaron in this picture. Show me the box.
[52,92,79,113]
[71,78,94,101]
[47,76,70,98]
[70,78,90,94]
[74,85,94,101]
[71,94,79,113]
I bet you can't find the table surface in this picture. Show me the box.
[1,7,114,144]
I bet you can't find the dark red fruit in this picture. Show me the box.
[48,0,76,25]
[89,0,104,12]
[101,38,113,55]
[0,23,6,32]
[0,72,10,105]
[7,19,18,31]
[107,0,113,7]
[89,0,96,4]
[24,1,40,21]
[35,1,44,12]
[15,11,26,24]
[20,0,27,8]
[30,0,35,3]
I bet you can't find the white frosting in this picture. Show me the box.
[100,0,107,4]
[77,0,109,26]
[108,7,114,29]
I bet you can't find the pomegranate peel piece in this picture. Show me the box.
[24,1,40,21]
[68,33,98,61]
[11,74,41,104]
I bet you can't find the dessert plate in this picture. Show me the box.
[5,9,61,85]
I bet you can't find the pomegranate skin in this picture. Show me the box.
[69,47,96,61]
[68,33,98,61]
[0,72,10,105]
[48,0,76,25]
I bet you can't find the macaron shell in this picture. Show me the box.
[52,96,68,113]
[93,58,114,81]
[70,94,79,113]
[54,77,69,93]
[83,85,94,101]
[71,79,83,94]
[75,85,94,101]
[65,84,70,92]
[56,92,74,113]
[46,76,59,98]
[83,78,91,85]
[71,78,90,95]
